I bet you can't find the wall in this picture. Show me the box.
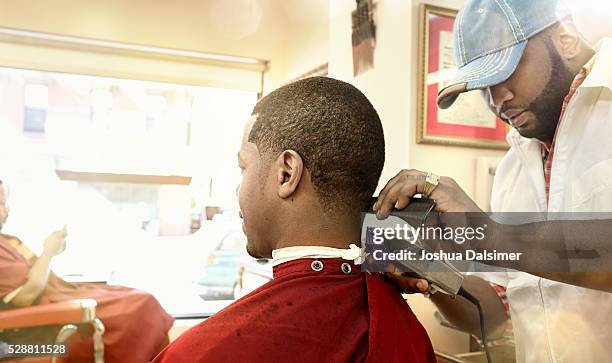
[263,0,330,91]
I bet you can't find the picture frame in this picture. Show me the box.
[416,4,509,149]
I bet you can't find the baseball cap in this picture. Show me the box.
[437,0,572,109]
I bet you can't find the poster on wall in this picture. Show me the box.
[417,4,509,149]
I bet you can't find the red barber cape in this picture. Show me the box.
[154,258,435,363]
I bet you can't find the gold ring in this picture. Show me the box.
[423,172,440,197]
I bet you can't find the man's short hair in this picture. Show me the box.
[249,76,385,215]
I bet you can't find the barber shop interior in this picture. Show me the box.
[0,0,611,362]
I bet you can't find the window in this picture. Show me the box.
[0,66,270,317]
[0,28,271,317]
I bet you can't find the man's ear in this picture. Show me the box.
[556,22,582,60]
[275,150,303,199]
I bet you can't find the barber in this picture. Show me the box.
[375,0,612,362]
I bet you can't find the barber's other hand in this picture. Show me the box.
[43,227,67,257]
[385,272,430,294]
[373,169,482,219]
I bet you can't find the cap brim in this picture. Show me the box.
[437,40,528,109]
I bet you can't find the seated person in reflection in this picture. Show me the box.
[0,179,174,363]
[154,77,435,362]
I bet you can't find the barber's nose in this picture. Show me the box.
[235,184,240,197]
[489,83,514,112]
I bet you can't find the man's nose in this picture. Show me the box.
[235,184,240,198]
[489,82,514,113]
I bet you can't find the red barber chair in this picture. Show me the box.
[0,299,104,363]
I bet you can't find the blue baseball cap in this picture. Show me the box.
[437,0,571,109]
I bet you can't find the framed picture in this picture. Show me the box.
[417,4,509,149]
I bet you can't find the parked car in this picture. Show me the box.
[193,222,272,300]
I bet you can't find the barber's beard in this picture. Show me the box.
[524,41,576,143]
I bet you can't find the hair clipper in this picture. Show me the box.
[361,197,465,296]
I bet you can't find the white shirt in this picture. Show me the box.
[478,38,612,363]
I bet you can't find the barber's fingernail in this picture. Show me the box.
[416,280,427,291]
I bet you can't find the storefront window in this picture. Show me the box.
[0,67,270,317]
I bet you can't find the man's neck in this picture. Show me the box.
[274,231,361,250]
[272,215,362,251]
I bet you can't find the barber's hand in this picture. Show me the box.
[373,169,482,219]
[385,272,430,294]
[43,227,67,257]
[381,264,430,294]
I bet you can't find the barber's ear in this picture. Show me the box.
[275,150,303,199]
[556,22,582,60]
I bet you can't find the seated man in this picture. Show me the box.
[154,77,435,362]
[0,179,174,363]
